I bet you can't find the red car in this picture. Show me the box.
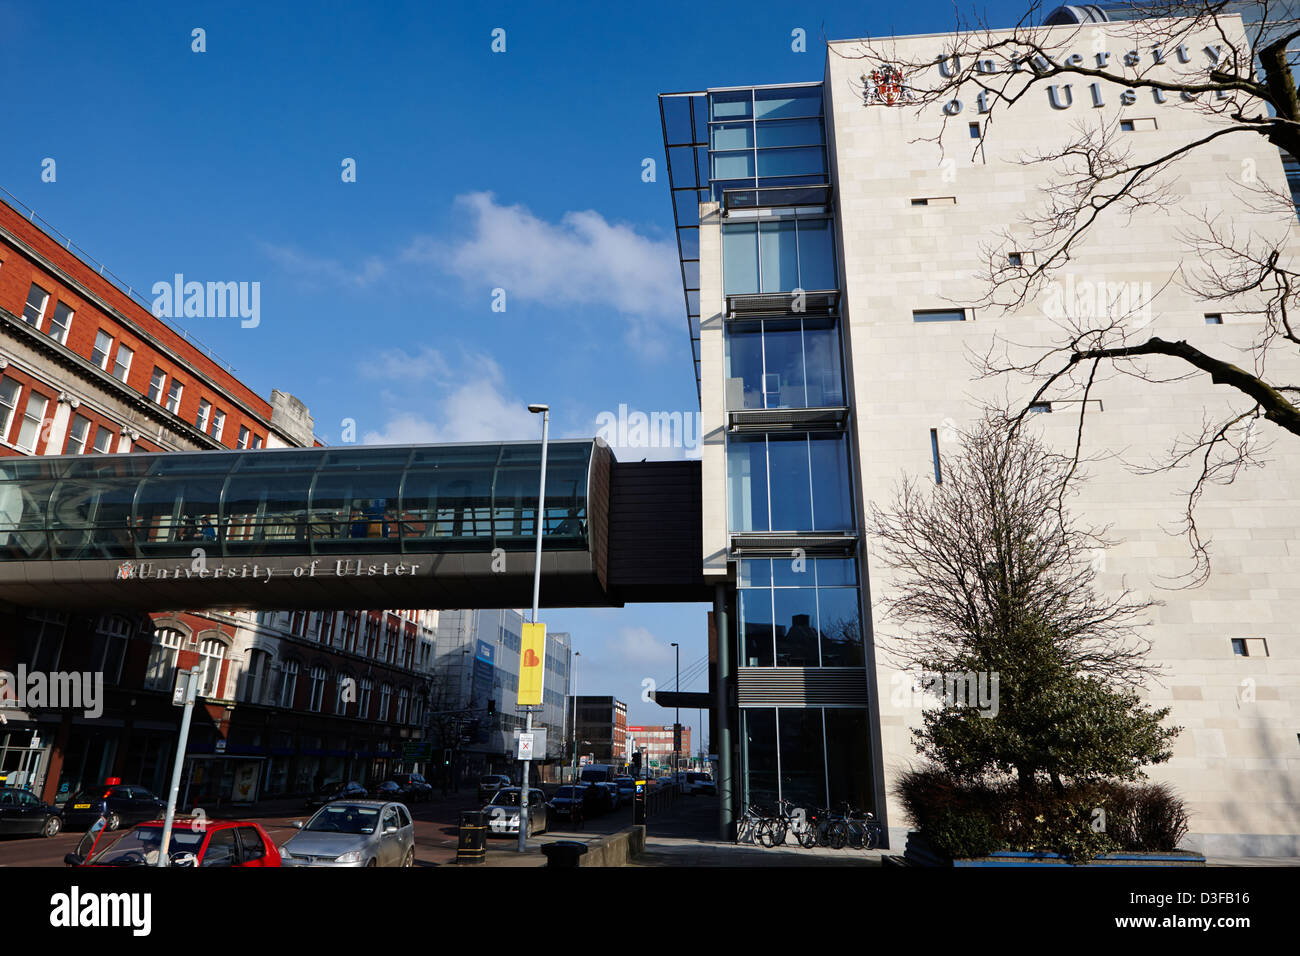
[65,817,281,867]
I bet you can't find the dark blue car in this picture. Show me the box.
[0,786,64,838]
[61,783,166,832]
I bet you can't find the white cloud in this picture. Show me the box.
[610,626,677,668]
[259,241,387,288]
[361,353,538,445]
[359,347,450,383]
[405,192,681,319]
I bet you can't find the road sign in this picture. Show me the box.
[171,668,199,707]
[513,728,545,756]
[517,732,534,759]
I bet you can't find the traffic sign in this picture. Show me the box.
[517,732,534,759]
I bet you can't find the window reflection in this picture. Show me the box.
[736,558,864,668]
[726,434,852,532]
[0,442,593,560]
[722,219,837,295]
[725,318,845,411]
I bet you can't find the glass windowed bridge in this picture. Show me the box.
[0,440,710,611]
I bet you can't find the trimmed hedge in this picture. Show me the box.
[897,768,1190,861]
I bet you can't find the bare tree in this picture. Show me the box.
[868,417,1178,792]
[838,1,1300,583]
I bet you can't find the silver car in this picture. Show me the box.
[279,800,415,867]
[482,787,548,838]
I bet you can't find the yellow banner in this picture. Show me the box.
[517,622,546,707]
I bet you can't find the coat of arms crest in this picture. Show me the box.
[863,64,909,106]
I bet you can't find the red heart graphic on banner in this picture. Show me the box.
[523,649,540,667]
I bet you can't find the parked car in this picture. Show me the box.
[305,781,369,809]
[0,786,63,838]
[591,782,620,812]
[61,782,166,832]
[64,818,281,867]
[279,801,415,867]
[685,772,717,796]
[477,774,513,802]
[482,787,548,837]
[548,785,602,820]
[390,773,433,802]
[369,780,406,801]
[612,776,636,804]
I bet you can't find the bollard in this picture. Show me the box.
[456,810,486,864]
[541,840,588,868]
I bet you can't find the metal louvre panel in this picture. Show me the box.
[736,667,868,706]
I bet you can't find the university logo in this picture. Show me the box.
[117,561,136,580]
[863,64,909,106]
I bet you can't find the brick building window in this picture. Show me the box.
[149,368,167,403]
[91,331,113,370]
[22,283,49,328]
[49,303,73,344]
[15,392,49,453]
[66,415,91,454]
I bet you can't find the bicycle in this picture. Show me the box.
[735,803,766,845]
[761,799,812,848]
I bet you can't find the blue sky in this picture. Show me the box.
[0,0,1031,742]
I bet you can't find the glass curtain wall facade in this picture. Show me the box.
[707,85,873,816]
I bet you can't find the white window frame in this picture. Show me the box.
[15,391,49,453]
[48,302,73,344]
[149,367,167,403]
[111,343,133,382]
[0,378,20,443]
[165,380,184,414]
[66,414,91,454]
[278,659,299,708]
[196,399,212,433]
[91,425,115,455]
[22,283,49,328]
[91,330,114,370]
[198,638,227,698]
[145,628,184,691]
[237,425,250,449]
[308,665,327,713]
[211,409,225,441]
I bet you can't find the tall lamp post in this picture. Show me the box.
[518,402,549,853]
[569,651,580,784]
[671,642,680,777]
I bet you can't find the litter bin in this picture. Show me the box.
[541,841,588,868]
[456,810,486,865]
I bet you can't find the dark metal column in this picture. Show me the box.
[713,581,733,841]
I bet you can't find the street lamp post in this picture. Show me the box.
[518,403,549,853]
[671,642,679,778]
[569,651,580,786]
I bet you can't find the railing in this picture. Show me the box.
[0,184,239,374]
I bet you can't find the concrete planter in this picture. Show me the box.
[902,830,1205,867]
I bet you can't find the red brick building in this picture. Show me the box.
[627,724,691,769]
[0,190,439,807]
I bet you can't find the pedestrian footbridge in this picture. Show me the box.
[0,439,709,611]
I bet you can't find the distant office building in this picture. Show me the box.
[573,696,627,764]
[627,724,691,770]
[432,609,570,778]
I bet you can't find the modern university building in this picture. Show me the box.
[661,7,1300,856]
